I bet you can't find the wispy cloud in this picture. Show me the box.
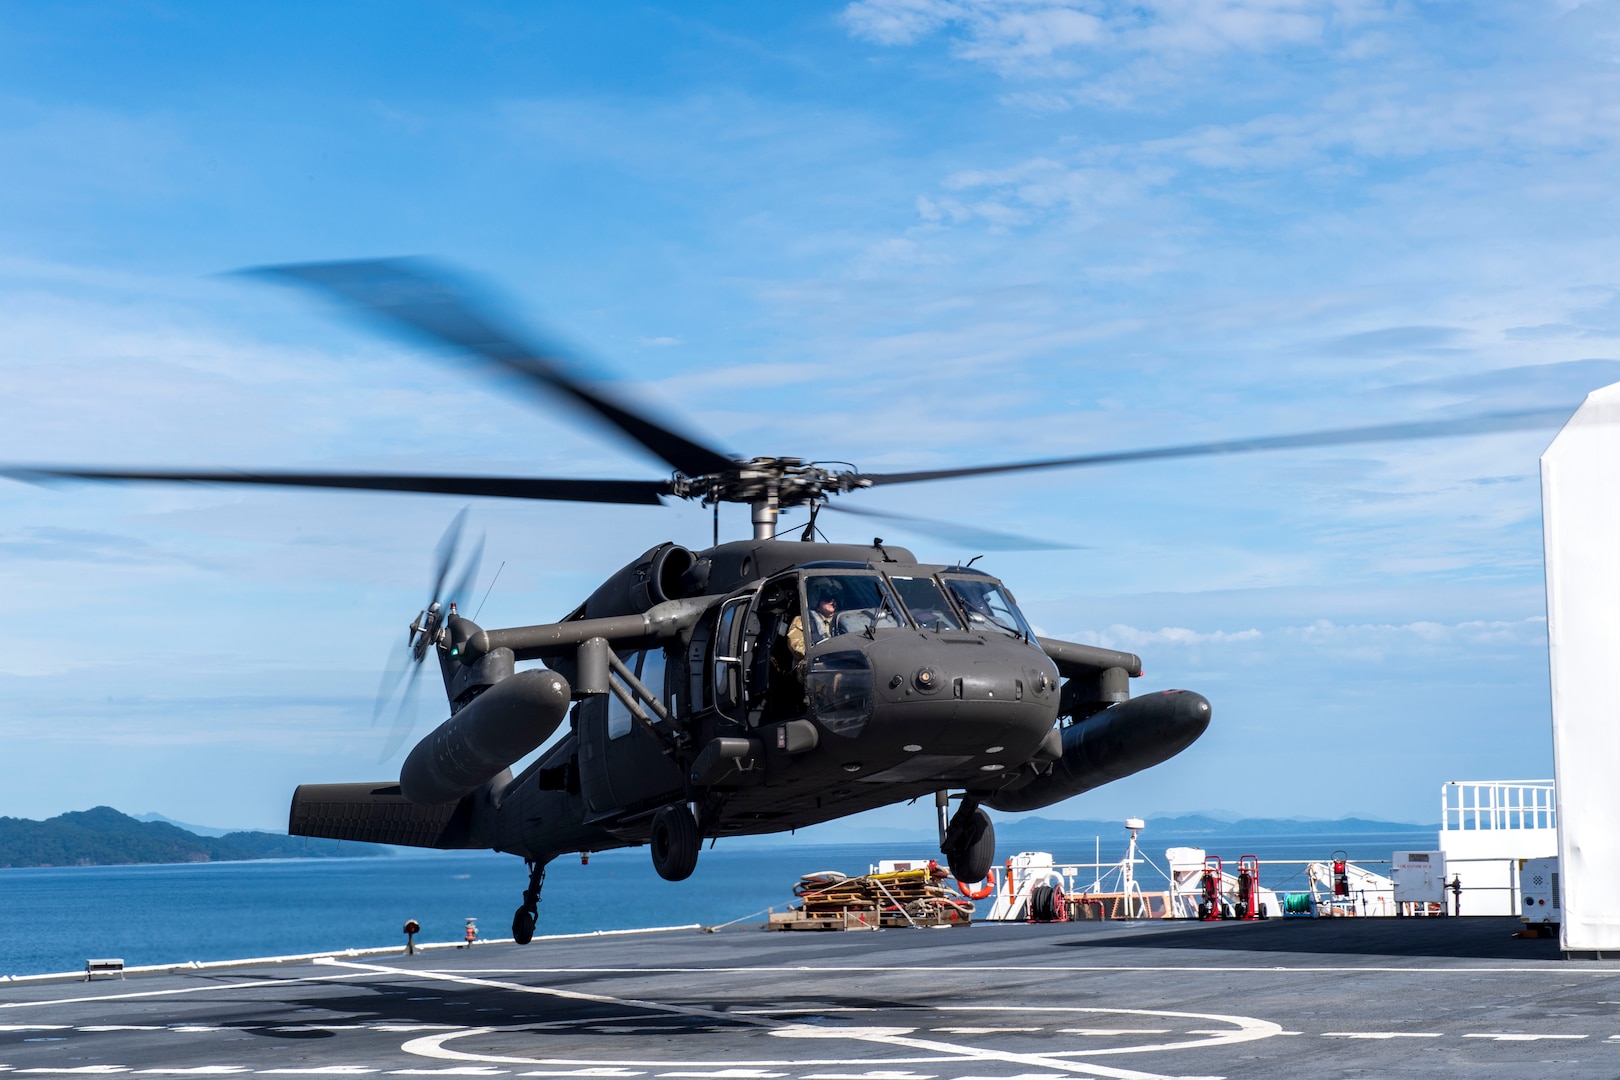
[1080,624,1264,649]
[0,525,205,567]
[1067,615,1546,659]
[842,0,1351,75]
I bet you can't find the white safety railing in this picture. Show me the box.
[1441,780,1556,832]
[971,852,1533,919]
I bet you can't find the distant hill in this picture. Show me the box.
[1000,814,1439,841]
[791,813,1438,846]
[0,807,389,868]
[133,811,243,838]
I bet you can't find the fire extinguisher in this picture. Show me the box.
[1199,855,1223,920]
[1332,851,1349,898]
[1237,855,1261,919]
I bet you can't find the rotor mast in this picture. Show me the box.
[751,483,779,540]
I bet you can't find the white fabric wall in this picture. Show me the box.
[1542,383,1620,953]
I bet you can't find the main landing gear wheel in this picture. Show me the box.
[943,804,995,884]
[512,861,545,945]
[651,803,700,881]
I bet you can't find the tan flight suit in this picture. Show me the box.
[787,608,836,663]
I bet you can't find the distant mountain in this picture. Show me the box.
[0,807,389,868]
[133,812,242,838]
[998,814,1439,841]
[791,813,1437,846]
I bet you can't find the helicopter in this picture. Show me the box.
[4,259,1572,944]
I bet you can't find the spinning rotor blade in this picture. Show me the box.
[448,532,485,610]
[250,258,736,478]
[823,503,1078,552]
[430,507,467,606]
[373,648,424,764]
[374,511,484,764]
[1,468,672,505]
[857,406,1574,487]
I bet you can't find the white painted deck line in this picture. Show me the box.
[0,926,704,985]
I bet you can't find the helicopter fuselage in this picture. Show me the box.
[290,537,1212,871]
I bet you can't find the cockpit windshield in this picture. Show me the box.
[943,576,1034,640]
[888,574,963,631]
[802,573,903,642]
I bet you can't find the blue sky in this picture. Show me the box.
[0,1,1616,833]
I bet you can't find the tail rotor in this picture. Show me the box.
[374,508,485,762]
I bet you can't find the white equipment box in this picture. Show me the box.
[1520,856,1561,924]
[1391,851,1446,905]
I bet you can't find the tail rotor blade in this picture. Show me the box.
[372,508,475,764]
[430,507,468,604]
[372,640,416,728]
[378,661,427,764]
[448,531,485,609]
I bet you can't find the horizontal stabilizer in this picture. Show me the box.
[289,782,473,849]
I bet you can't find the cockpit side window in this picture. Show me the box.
[943,577,1034,640]
[801,573,904,641]
[888,575,963,631]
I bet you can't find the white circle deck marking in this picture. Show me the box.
[382,975,1280,1079]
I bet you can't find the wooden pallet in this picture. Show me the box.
[767,909,882,932]
[768,865,976,931]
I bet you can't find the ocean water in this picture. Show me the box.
[0,831,1433,977]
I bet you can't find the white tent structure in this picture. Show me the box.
[1542,383,1620,956]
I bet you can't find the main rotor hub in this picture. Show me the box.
[668,457,873,540]
[672,457,872,509]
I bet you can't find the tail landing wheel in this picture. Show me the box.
[512,861,545,946]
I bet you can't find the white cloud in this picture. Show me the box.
[1075,624,1265,649]
[843,0,1366,75]
[1066,616,1546,657]
[1293,616,1548,650]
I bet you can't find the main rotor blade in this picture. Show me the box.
[249,258,736,478]
[824,503,1078,552]
[857,406,1574,487]
[2,467,672,505]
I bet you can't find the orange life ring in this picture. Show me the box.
[956,876,995,900]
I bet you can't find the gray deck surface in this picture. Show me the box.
[3,917,1614,1079]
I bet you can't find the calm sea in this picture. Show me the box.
[0,831,1433,977]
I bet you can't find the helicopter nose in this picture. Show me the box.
[860,641,1062,761]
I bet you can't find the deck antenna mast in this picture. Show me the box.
[1123,817,1148,919]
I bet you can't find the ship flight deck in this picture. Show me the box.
[1,917,1613,1079]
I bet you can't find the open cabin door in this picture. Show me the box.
[709,579,786,729]
[711,595,747,721]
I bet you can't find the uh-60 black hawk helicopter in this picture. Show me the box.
[7,259,1571,944]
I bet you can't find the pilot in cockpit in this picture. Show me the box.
[787,583,839,664]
